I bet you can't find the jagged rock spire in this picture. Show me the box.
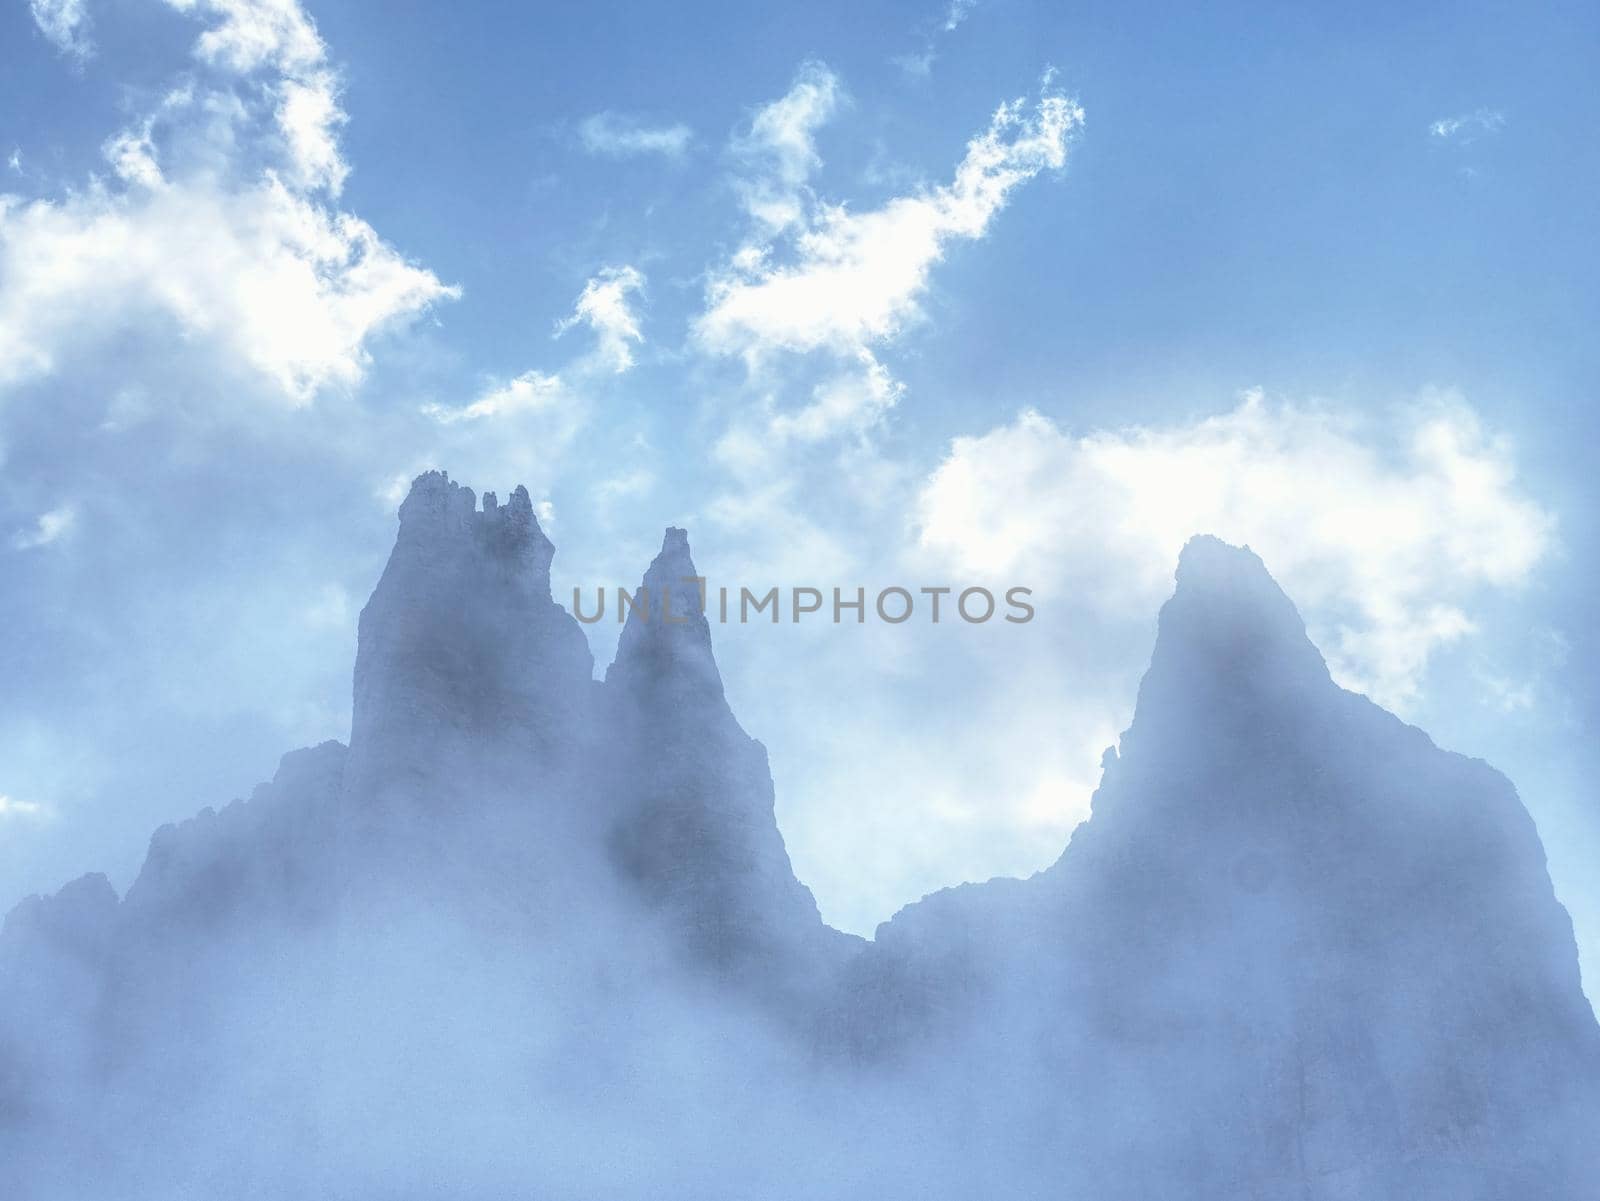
[599,527,848,984]
[341,472,593,862]
[606,526,723,704]
[394,472,556,587]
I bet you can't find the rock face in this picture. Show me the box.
[340,473,593,888]
[1067,539,1598,1195]
[855,537,1600,1196]
[2,479,1595,1200]
[600,529,855,990]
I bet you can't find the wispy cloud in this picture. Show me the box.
[11,505,76,550]
[578,112,692,160]
[702,77,1081,363]
[729,61,844,233]
[29,0,93,61]
[167,0,348,192]
[422,264,645,426]
[690,67,1081,469]
[1429,107,1505,143]
[423,370,564,424]
[894,0,981,78]
[554,266,647,373]
[166,0,325,75]
[0,793,49,821]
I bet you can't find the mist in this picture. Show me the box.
[3,472,1596,1199]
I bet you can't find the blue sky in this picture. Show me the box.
[2,0,1597,987]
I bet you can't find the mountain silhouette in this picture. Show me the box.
[3,475,1594,1199]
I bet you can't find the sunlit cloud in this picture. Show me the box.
[699,83,1081,362]
[915,390,1552,710]
[0,0,453,402]
[697,68,1081,458]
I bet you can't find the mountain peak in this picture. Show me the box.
[1171,534,1298,619]
[606,526,720,700]
[597,524,837,980]
[660,524,690,553]
[396,471,554,586]
[1149,533,1328,689]
[342,474,592,825]
[648,526,699,592]
[1099,534,1338,786]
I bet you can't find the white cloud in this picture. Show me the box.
[277,70,349,192]
[0,1,454,403]
[554,266,647,373]
[0,793,49,821]
[11,506,76,551]
[578,113,692,160]
[29,0,93,60]
[165,0,325,75]
[163,0,348,193]
[0,175,456,401]
[423,370,565,424]
[1429,108,1505,142]
[102,120,165,190]
[698,87,1082,362]
[731,61,844,234]
[697,71,1080,455]
[914,392,1553,710]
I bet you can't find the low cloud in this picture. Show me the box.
[914,391,1552,711]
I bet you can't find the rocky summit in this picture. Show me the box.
[2,474,1594,1200]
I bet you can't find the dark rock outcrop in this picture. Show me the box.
[600,528,858,995]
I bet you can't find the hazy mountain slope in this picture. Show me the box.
[2,478,1594,1200]
[600,528,859,994]
[854,536,1600,1197]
